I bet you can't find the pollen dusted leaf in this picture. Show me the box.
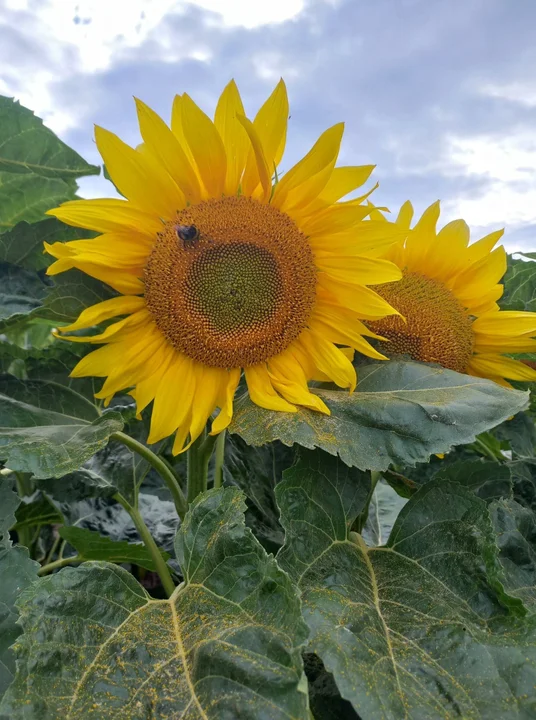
[276,452,536,720]
[0,479,40,706]
[1,488,309,720]
[0,375,124,478]
[230,361,529,471]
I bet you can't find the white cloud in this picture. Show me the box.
[478,80,536,108]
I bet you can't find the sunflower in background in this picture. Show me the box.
[45,79,404,453]
[367,200,536,386]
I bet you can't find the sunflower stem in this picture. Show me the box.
[213,431,226,489]
[187,430,217,503]
[473,436,501,463]
[110,431,187,521]
[38,555,82,576]
[114,492,175,597]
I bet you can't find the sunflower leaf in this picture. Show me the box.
[276,450,536,719]
[501,255,536,312]
[230,361,529,471]
[0,478,40,707]
[1,488,310,719]
[0,375,123,478]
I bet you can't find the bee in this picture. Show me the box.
[175,224,200,249]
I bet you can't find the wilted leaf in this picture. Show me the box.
[0,479,39,706]
[231,361,528,471]
[1,488,309,719]
[277,451,535,719]
[0,375,123,478]
[58,526,170,572]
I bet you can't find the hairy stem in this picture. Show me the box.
[187,431,218,503]
[111,431,187,520]
[114,493,175,597]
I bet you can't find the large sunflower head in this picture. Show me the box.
[45,79,403,453]
[367,200,536,386]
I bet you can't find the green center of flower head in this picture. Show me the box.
[186,242,283,334]
[144,196,317,368]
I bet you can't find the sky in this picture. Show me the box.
[1,0,536,252]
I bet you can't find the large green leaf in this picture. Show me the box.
[58,526,170,572]
[0,172,76,231]
[13,493,63,531]
[223,435,296,551]
[0,218,96,271]
[490,498,536,612]
[0,479,39,707]
[501,256,536,312]
[1,488,309,719]
[427,459,513,503]
[0,375,123,478]
[0,96,99,180]
[0,262,49,322]
[230,361,528,471]
[277,452,535,719]
[361,478,407,546]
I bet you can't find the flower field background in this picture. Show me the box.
[1,94,536,719]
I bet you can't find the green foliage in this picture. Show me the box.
[1,489,309,719]
[58,526,170,572]
[277,451,535,719]
[0,479,39,706]
[230,361,528,470]
[2,90,536,719]
[0,375,123,478]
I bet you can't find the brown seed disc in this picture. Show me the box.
[368,271,474,373]
[144,196,317,368]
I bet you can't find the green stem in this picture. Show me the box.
[111,431,187,520]
[354,471,381,534]
[38,555,82,576]
[44,533,61,566]
[473,437,501,463]
[15,474,33,549]
[213,431,226,489]
[114,493,175,598]
[187,431,208,503]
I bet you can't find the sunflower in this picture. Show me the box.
[366,200,536,386]
[45,79,403,453]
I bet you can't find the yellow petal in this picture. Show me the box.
[308,311,388,361]
[317,165,375,204]
[425,220,470,280]
[59,310,151,344]
[94,126,182,219]
[404,201,440,271]
[298,329,356,391]
[469,354,536,381]
[186,365,227,447]
[57,296,146,334]
[135,98,202,204]
[242,79,289,196]
[314,252,402,285]
[179,93,227,198]
[236,114,271,202]
[245,364,297,413]
[268,350,330,414]
[148,354,195,443]
[317,275,400,320]
[46,198,162,236]
[473,335,536,353]
[396,201,414,229]
[465,286,503,316]
[450,247,507,300]
[130,347,176,416]
[465,229,504,265]
[214,80,249,196]
[272,123,344,212]
[45,233,152,270]
[211,368,241,435]
[300,202,372,236]
[46,253,145,295]
[308,220,406,257]
[472,310,536,336]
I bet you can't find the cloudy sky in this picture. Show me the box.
[1,0,535,252]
